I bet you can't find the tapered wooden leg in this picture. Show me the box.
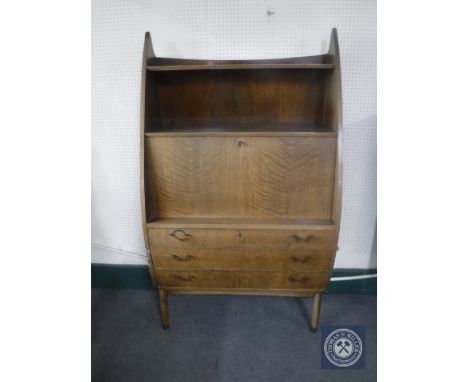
[311,293,322,333]
[159,289,170,329]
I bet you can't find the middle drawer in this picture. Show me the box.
[151,247,332,271]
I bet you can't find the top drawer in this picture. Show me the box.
[148,227,335,249]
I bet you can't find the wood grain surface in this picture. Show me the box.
[140,30,343,331]
[151,247,333,272]
[154,269,330,289]
[146,136,336,219]
[148,227,335,249]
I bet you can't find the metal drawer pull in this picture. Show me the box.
[291,234,316,243]
[170,230,192,240]
[171,254,193,262]
[174,274,194,281]
[288,276,309,284]
[289,255,312,263]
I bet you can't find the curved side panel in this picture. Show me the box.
[324,28,344,272]
[140,32,156,283]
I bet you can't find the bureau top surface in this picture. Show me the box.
[146,218,336,230]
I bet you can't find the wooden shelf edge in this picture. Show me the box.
[146,218,336,230]
[143,122,337,137]
[145,131,337,138]
[147,63,335,71]
[146,54,336,71]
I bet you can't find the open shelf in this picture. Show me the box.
[146,218,336,230]
[144,68,334,132]
[147,55,335,71]
[145,121,336,137]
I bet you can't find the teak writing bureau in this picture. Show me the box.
[140,29,342,333]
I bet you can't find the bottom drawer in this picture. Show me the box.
[154,269,329,290]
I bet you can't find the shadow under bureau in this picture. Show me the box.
[140,29,343,333]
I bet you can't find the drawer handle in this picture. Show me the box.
[291,234,316,243]
[288,276,309,284]
[170,230,192,241]
[171,254,193,262]
[174,274,194,281]
[289,255,312,263]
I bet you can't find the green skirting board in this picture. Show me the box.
[91,264,376,295]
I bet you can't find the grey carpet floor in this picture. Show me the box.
[92,289,376,382]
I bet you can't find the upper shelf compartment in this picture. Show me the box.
[147,55,335,71]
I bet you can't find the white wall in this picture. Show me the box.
[91,0,376,268]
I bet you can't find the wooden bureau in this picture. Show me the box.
[140,29,343,332]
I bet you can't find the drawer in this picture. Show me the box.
[151,247,332,271]
[148,227,335,249]
[154,269,329,290]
